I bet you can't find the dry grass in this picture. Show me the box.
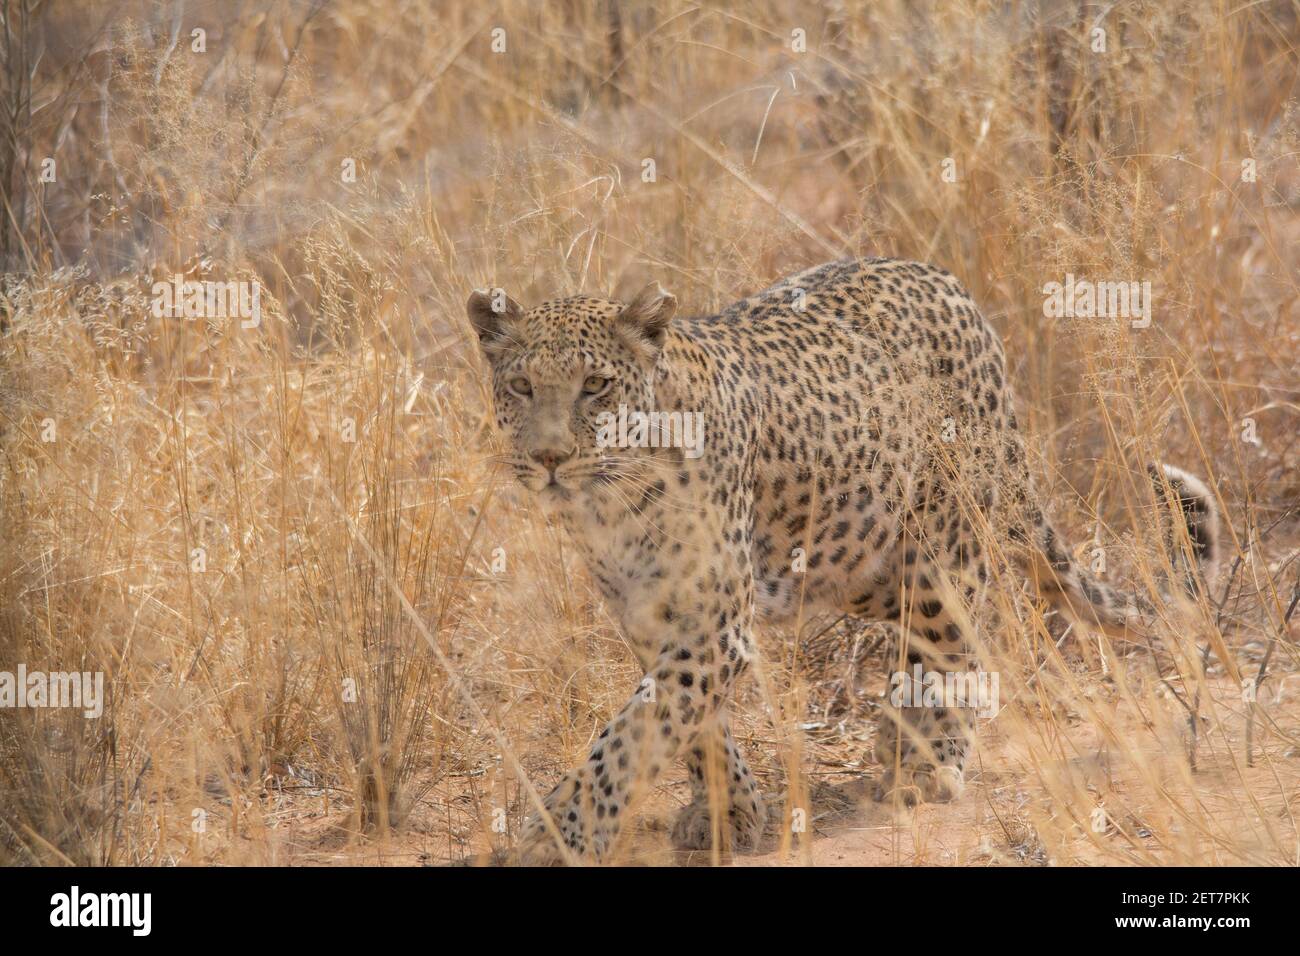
[0,0,1296,866]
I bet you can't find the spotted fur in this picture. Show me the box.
[468,257,1219,863]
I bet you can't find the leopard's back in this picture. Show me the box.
[663,257,1018,619]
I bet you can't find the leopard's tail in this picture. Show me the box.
[1024,464,1220,636]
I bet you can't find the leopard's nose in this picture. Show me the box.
[530,447,574,473]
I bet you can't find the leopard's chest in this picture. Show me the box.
[555,490,700,637]
[564,496,667,585]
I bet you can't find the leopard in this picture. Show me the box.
[466,257,1219,865]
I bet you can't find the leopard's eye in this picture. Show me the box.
[582,375,611,397]
[507,376,532,398]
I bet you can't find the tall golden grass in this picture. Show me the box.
[0,0,1296,865]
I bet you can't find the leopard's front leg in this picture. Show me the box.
[671,715,767,852]
[518,606,755,864]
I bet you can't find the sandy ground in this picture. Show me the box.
[217,634,1298,867]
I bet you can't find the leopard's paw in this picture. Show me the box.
[872,763,964,806]
[671,791,766,851]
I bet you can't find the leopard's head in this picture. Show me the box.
[467,284,677,498]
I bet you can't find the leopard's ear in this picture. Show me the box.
[617,282,677,350]
[466,288,524,352]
